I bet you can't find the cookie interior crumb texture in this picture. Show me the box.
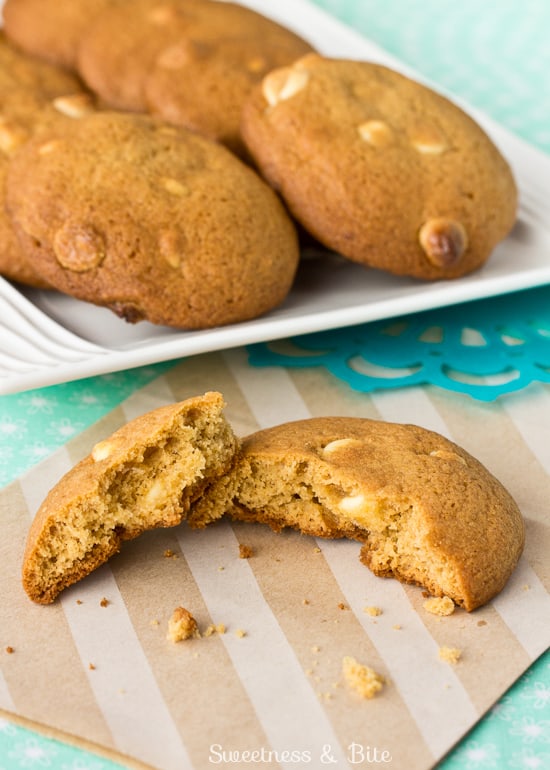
[167,607,199,642]
[22,392,238,603]
[423,595,456,616]
[188,416,524,611]
[439,646,462,664]
[342,656,385,699]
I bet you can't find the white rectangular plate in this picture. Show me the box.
[2,0,550,395]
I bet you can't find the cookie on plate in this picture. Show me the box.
[76,0,207,112]
[188,416,524,610]
[22,392,239,603]
[241,55,518,280]
[6,110,300,327]
[0,32,93,287]
[2,0,122,70]
[144,1,314,156]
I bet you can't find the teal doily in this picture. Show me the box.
[248,286,550,401]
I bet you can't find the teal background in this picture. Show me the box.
[1,1,549,768]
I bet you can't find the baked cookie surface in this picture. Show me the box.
[0,32,91,286]
[144,1,314,156]
[6,110,299,327]
[22,392,239,603]
[76,0,206,112]
[2,0,121,69]
[241,55,518,280]
[189,416,525,610]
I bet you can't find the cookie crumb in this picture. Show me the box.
[164,549,178,558]
[89,662,96,670]
[5,646,14,654]
[393,624,402,631]
[150,619,160,627]
[313,547,321,553]
[239,544,253,559]
[364,605,382,617]
[235,629,247,638]
[438,646,462,664]
[477,620,487,627]
[311,645,321,653]
[302,599,310,606]
[204,623,226,637]
[423,596,455,616]
[76,600,83,605]
[338,602,349,611]
[342,656,385,699]
[100,597,109,607]
[167,607,200,642]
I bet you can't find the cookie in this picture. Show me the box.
[6,110,300,328]
[0,32,93,287]
[188,417,524,610]
[241,55,518,280]
[2,0,121,70]
[144,2,314,156]
[76,0,205,112]
[22,392,239,604]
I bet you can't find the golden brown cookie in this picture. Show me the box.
[241,55,518,280]
[6,110,300,327]
[76,0,205,112]
[189,417,524,610]
[22,392,239,604]
[144,2,314,156]
[0,32,93,287]
[2,0,122,70]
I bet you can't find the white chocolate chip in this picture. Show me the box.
[357,119,393,147]
[144,479,167,506]
[0,119,28,154]
[262,67,309,107]
[430,449,467,465]
[419,218,468,268]
[148,4,177,24]
[246,56,267,74]
[322,438,364,455]
[53,222,106,272]
[158,229,184,269]
[156,44,189,70]
[410,125,449,155]
[38,139,62,155]
[338,493,367,516]
[412,138,449,155]
[92,440,113,462]
[52,93,95,119]
[161,177,189,196]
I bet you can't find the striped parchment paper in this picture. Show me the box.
[1,350,549,770]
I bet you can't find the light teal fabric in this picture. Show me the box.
[1,1,548,768]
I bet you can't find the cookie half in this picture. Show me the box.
[22,392,239,604]
[241,55,518,280]
[189,417,524,610]
[6,110,299,327]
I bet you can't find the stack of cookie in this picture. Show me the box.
[0,0,518,329]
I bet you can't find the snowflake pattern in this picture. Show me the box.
[8,736,58,767]
[0,726,123,770]
[509,718,550,745]
[521,681,550,710]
